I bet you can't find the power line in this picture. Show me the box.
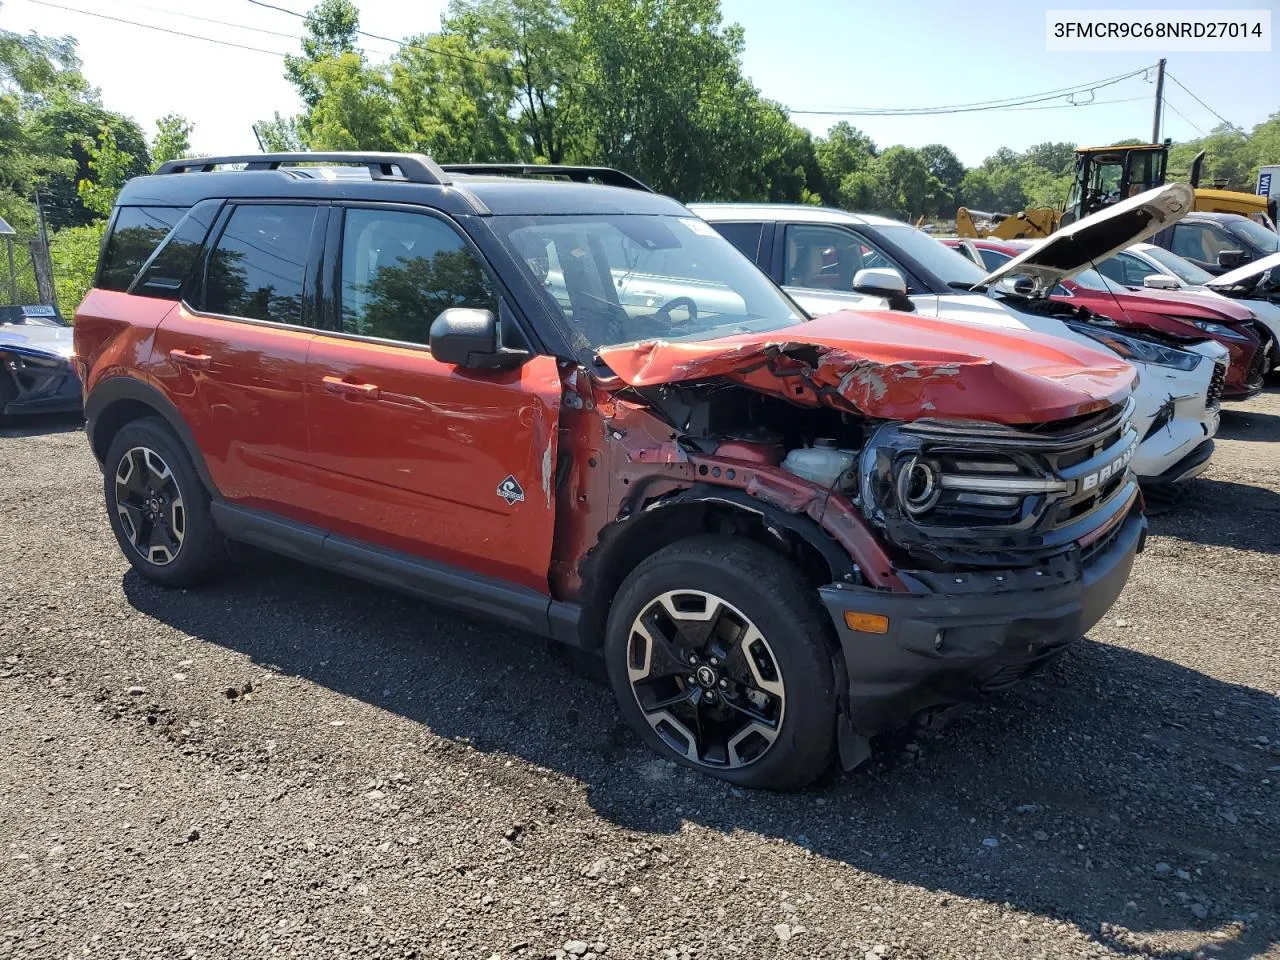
[28,0,293,56]
[995,94,1150,113]
[788,66,1152,117]
[1165,72,1233,128]
[243,0,502,69]
[1164,97,1207,137]
[102,0,401,56]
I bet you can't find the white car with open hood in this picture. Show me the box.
[693,183,1226,491]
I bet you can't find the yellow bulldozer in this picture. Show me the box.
[956,142,1276,240]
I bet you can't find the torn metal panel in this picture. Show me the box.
[598,310,1136,425]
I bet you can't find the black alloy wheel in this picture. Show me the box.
[113,445,186,565]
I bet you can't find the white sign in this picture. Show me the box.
[1046,10,1271,51]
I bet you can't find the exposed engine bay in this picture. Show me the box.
[630,377,1139,571]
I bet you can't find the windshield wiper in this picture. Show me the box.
[948,281,976,291]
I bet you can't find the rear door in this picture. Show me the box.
[152,201,328,524]
[304,203,561,593]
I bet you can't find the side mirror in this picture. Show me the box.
[1218,249,1248,270]
[429,307,528,369]
[1143,274,1180,290]
[852,267,907,297]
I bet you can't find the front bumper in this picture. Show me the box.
[1127,360,1219,484]
[818,505,1146,742]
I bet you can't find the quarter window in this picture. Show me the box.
[98,206,187,291]
[339,208,497,345]
[204,204,318,325]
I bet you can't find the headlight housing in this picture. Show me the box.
[1064,321,1201,371]
[857,404,1139,565]
[1190,319,1253,342]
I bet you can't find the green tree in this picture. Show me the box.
[151,113,192,166]
[918,143,964,216]
[255,112,305,151]
[871,145,935,219]
[76,127,133,216]
[387,33,520,162]
[48,220,104,310]
[564,0,769,199]
[301,51,394,150]
[814,122,876,204]
[0,9,86,233]
[284,0,360,108]
[1023,141,1077,175]
[442,0,577,162]
[25,96,150,228]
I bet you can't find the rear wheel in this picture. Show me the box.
[103,418,228,587]
[604,536,838,790]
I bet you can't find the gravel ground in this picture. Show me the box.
[1,391,1278,960]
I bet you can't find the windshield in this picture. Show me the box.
[877,224,987,288]
[491,214,804,350]
[1070,268,1123,292]
[1139,245,1214,285]
[1228,217,1280,255]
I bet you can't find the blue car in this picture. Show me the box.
[0,305,82,419]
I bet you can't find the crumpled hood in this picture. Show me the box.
[978,183,1194,291]
[1207,250,1280,289]
[598,309,1136,425]
[0,323,75,359]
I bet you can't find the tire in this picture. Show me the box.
[0,367,17,425]
[102,417,228,587]
[604,535,838,790]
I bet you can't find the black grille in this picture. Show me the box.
[1207,360,1227,408]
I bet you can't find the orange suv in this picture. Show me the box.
[75,153,1147,789]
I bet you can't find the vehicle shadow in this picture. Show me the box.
[122,559,1280,959]
[0,412,84,438]
[1218,404,1280,444]
[1147,478,1280,555]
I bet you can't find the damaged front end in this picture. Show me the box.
[569,311,1147,765]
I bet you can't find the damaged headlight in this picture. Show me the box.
[1064,321,1201,371]
[856,410,1138,562]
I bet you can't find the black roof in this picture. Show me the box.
[119,154,685,218]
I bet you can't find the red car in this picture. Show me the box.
[950,237,1268,399]
[74,153,1148,790]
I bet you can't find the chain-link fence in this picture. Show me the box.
[2,234,56,309]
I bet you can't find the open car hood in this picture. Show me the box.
[977,183,1195,291]
[597,309,1136,426]
[1206,250,1280,289]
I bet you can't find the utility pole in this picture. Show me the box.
[1151,58,1167,143]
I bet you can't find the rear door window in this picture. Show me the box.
[202,204,320,326]
[98,206,187,291]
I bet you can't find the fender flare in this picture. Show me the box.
[84,376,220,497]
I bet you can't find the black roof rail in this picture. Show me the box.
[439,164,653,193]
[154,152,451,185]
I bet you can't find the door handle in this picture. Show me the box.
[322,375,380,400]
[169,348,212,370]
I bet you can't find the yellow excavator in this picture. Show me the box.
[956,142,1276,240]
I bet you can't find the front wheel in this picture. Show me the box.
[605,536,839,790]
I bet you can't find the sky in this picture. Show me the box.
[3,0,1278,167]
